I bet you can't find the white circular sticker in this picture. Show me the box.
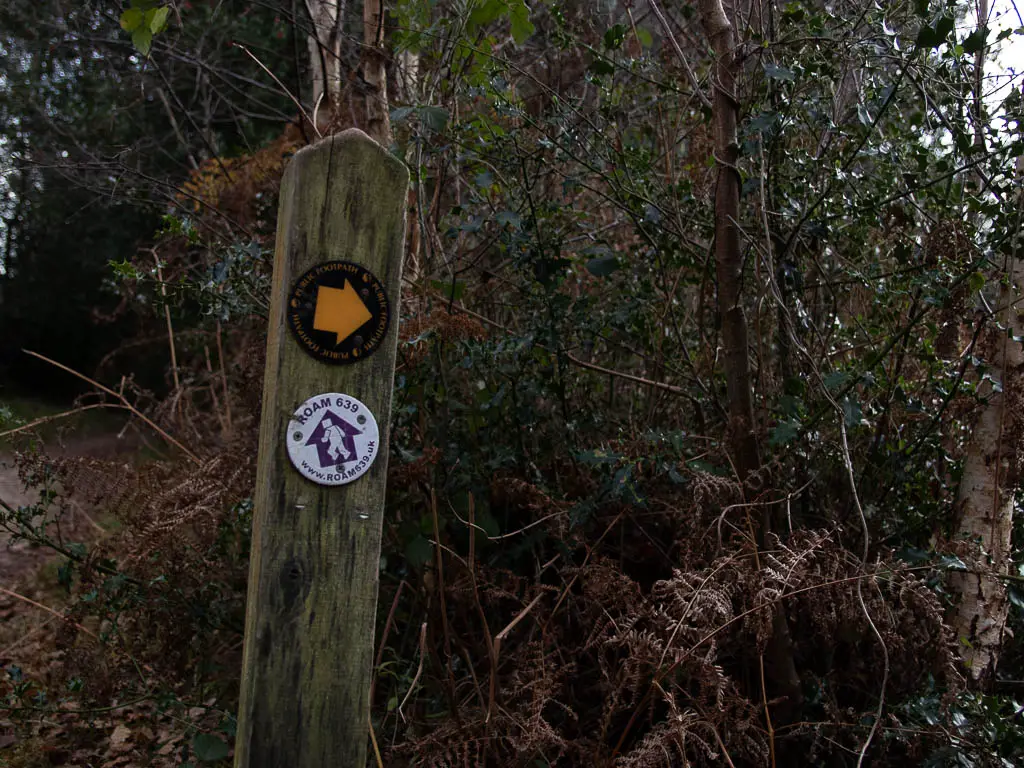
[286,392,380,486]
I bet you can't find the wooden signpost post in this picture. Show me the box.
[235,129,408,767]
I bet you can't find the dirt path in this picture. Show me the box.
[0,454,51,584]
[0,432,135,584]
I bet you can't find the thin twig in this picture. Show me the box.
[21,349,200,465]
[430,489,458,709]
[369,580,406,704]
[409,278,691,398]
[215,320,232,433]
[647,0,713,109]
[370,581,405,704]
[493,593,544,656]
[449,503,563,541]
[368,715,384,768]
[547,511,625,621]
[397,621,427,721]
[152,249,181,410]
[232,43,320,138]
[467,493,497,722]
[0,585,96,640]
[0,403,121,439]
[0,617,55,657]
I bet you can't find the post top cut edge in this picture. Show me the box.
[289,127,409,182]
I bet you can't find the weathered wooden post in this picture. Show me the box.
[235,129,408,767]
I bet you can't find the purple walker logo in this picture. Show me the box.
[286,393,380,486]
[305,410,362,469]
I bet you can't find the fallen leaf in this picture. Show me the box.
[110,723,131,746]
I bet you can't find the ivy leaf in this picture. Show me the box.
[576,448,622,465]
[748,110,781,136]
[896,547,930,563]
[916,15,954,49]
[1009,587,1024,614]
[192,733,229,762]
[937,554,968,571]
[823,371,849,391]
[781,2,805,22]
[611,465,644,505]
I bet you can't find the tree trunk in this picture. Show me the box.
[697,0,802,719]
[362,0,392,144]
[305,0,345,110]
[947,0,1022,685]
[699,0,759,480]
[949,257,1023,681]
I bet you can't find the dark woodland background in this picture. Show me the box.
[2,0,1024,765]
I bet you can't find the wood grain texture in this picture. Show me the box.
[235,129,408,768]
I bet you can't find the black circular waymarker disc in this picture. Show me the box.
[287,261,390,365]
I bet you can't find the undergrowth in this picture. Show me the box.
[3,0,1024,765]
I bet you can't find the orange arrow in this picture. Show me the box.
[312,280,373,345]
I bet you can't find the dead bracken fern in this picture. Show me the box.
[379,508,957,766]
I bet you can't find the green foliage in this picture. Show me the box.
[4,0,1024,763]
[191,732,230,762]
[119,1,171,56]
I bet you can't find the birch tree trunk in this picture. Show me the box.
[362,0,392,144]
[948,0,1023,684]
[949,253,1024,680]
[305,0,345,110]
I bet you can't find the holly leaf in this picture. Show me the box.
[192,733,229,762]
[419,106,449,133]
[585,255,619,277]
[770,419,800,446]
[841,396,862,427]
[763,63,795,81]
[962,27,987,54]
[603,24,627,50]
